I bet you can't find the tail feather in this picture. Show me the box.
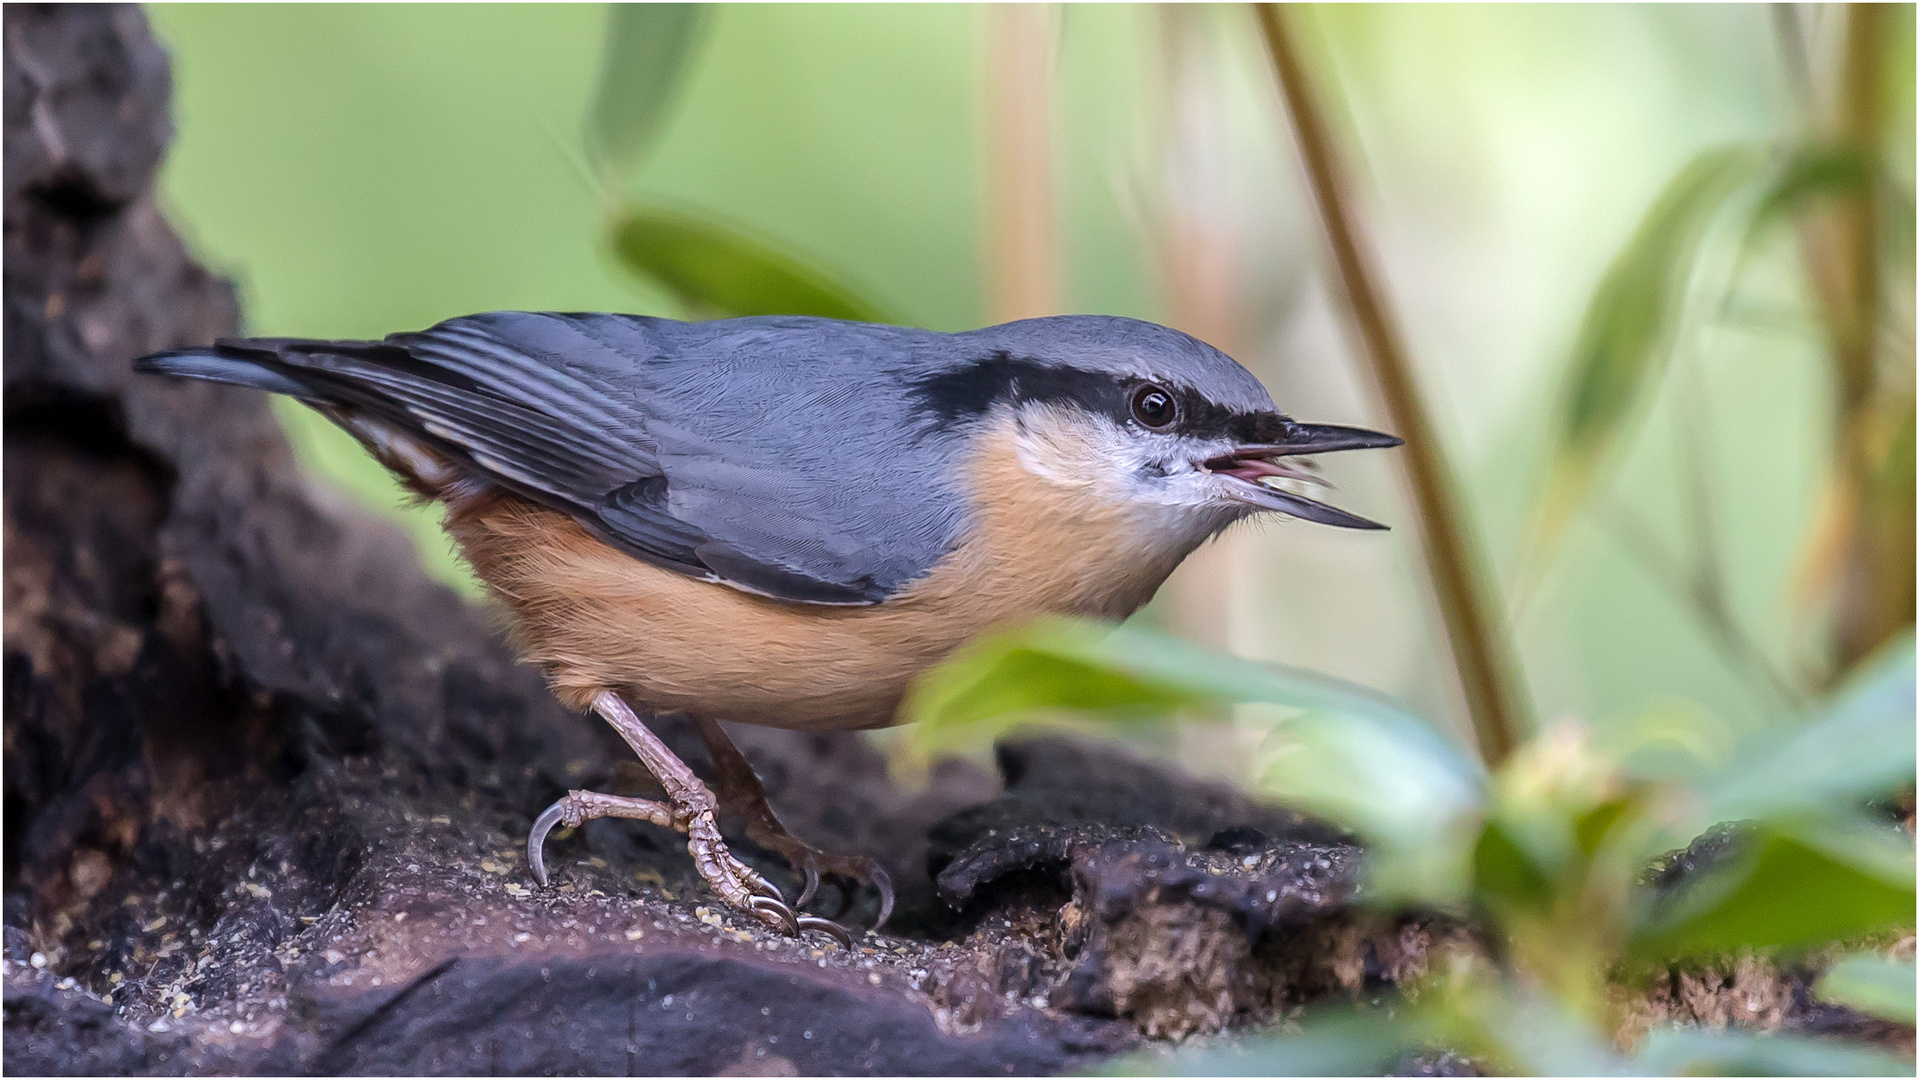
[135,347,317,401]
[134,340,472,502]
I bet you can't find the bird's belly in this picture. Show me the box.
[445,452,1188,731]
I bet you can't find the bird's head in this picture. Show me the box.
[920,316,1402,545]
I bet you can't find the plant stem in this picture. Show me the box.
[1602,498,1805,711]
[1789,4,1913,682]
[1825,4,1912,679]
[1254,4,1529,765]
[983,3,1060,323]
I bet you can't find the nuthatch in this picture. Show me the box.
[137,312,1400,941]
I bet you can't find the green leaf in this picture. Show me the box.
[1109,1006,1434,1076]
[585,4,712,177]
[895,618,1201,768]
[1630,817,1916,961]
[1532,142,1770,555]
[902,616,1457,734]
[610,207,896,322]
[1474,819,1556,914]
[1442,979,1622,1077]
[1258,706,1486,905]
[1814,953,1918,1024]
[1632,1027,1911,1077]
[1701,638,1916,825]
[901,618,1203,731]
[1750,145,1874,224]
[900,617,1486,902]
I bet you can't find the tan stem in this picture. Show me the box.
[1254,4,1529,765]
[1797,4,1912,680]
[983,3,1060,323]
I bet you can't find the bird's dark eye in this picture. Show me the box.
[1130,384,1177,429]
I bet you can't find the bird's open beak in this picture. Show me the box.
[1204,422,1402,530]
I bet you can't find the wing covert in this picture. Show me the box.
[249,312,971,605]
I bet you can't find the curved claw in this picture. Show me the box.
[868,864,895,934]
[749,894,799,934]
[747,876,785,904]
[794,854,821,910]
[526,798,569,887]
[796,915,853,949]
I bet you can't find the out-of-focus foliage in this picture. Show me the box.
[902,617,1484,898]
[1532,6,1916,689]
[1814,953,1918,1025]
[609,207,896,323]
[1531,143,1767,556]
[584,4,710,178]
[1136,978,1910,1076]
[909,618,1916,1074]
[1697,637,1919,822]
[587,6,896,323]
[1628,818,1915,961]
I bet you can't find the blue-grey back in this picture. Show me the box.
[140,310,1263,605]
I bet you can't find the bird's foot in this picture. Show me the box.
[525,788,811,937]
[690,715,895,933]
[526,694,860,946]
[768,845,895,934]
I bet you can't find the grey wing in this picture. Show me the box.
[195,312,964,605]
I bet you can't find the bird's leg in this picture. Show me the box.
[691,715,895,933]
[525,691,827,940]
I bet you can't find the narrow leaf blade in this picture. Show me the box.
[1531,142,1769,556]
[586,4,711,176]
[1701,638,1917,824]
[1630,817,1916,961]
[1814,954,1918,1024]
[610,207,896,323]
[1633,1027,1911,1077]
[898,617,1484,879]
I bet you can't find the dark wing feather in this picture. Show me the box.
[158,313,955,604]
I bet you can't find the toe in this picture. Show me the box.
[526,798,570,887]
[749,894,799,934]
[796,915,854,949]
[869,864,896,933]
[795,855,822,910]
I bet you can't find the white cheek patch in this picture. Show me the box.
[1001,404,1231,510]
[993,404,1247,556]
[1004,404,1131,492]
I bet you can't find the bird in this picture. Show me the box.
[135,311,1401,942]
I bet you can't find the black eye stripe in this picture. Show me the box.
[911,351,1285,443]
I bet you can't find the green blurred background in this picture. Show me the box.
[145,4,1870,776]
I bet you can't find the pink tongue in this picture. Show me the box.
[1234,458,1290,480]
[1219,457,1330,487]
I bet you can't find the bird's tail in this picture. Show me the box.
[133,341,322,401]
[134,339,469,501]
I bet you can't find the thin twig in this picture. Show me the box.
[1669,344,1790,703]
[1821,2,1906,677]
[983,4,1060,322]
[1254,4,1530,765]
[1779,4,1907,681]
[1769,4,1815,122]
[1601,497,1805,711]
[1670,352,1807,706]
